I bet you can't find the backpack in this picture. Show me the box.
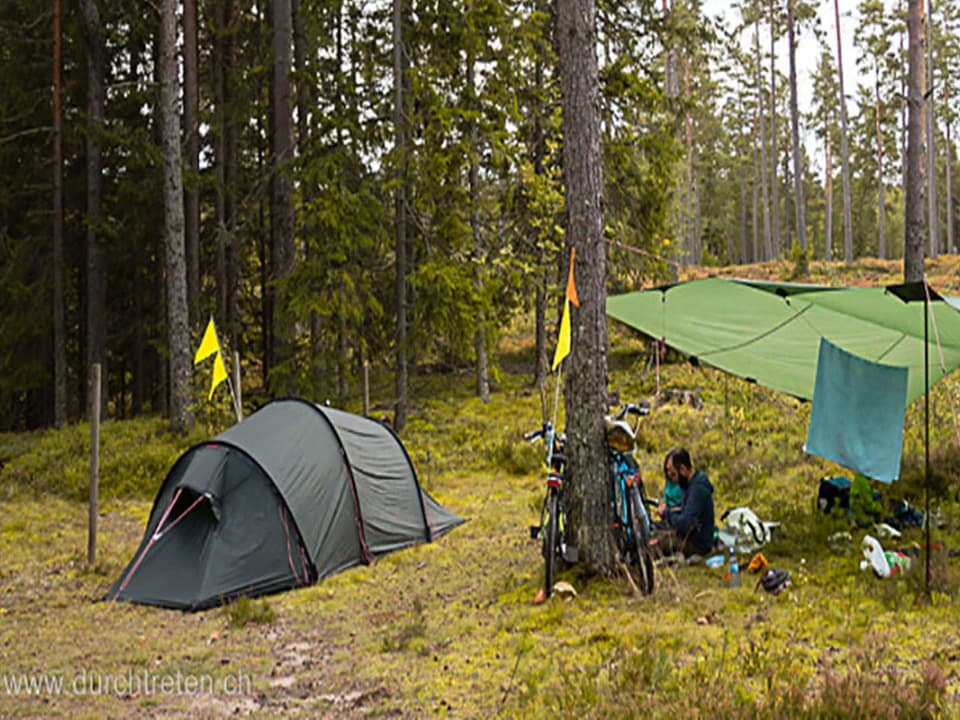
[719,506,769,553]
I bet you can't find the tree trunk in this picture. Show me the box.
[833,0,854,263]
[740,164,748,264]
[876,72,887,259]
[769,0,780,258]
[294,0,322,396]
[184,0,200,322]
[159,0,193,431]
[468,52,490,403]
[755,20,772,261]
[81,0,107,421]
[947,114,954,254]
[926,0,938,258]
[787,0,806,256]
[557,0,611,573]
[270,0,296,393]
[825,120,833,260]
[752,101,760,263]
[905,0,927,282]
[393,0,409,431]
[533,45,547,390]
[52,0,66,428]
[684,58,696,264]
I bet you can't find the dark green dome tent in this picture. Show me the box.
[106,398,464,610]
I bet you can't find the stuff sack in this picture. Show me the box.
[818,476,851,514]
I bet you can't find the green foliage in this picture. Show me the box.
[0,416,204,501]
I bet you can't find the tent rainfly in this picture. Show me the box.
[606,277,960,404]
[106,398,464,610]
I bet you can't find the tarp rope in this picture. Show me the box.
[923,278,960,447]
[111,487,184,602]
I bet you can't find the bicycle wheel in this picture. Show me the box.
[543,491,558,598]
[628,484,655,595]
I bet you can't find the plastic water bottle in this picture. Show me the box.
[728,546,741,588]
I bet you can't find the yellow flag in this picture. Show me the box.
[194,318,228,400]
[552,298,571,371]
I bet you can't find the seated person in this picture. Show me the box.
[662,453,683,510]
[654,448,716,558]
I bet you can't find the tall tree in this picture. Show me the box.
[857,0,899,260]
[270,0,296,392]
[812,46,838,260]
[158,0,193,430]
[834,0,855,263]
[393,0,409,431]
[927,0,939,257]
[754,17,772,260]
[769,0,780,258]
[52,0,66,427]
[81,0,107,419]
[466,10,489,403]
[184,0,200,320]
[905,0,927,281]
[557,0,611,572]
[786,0,807,254]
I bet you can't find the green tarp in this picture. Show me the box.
[106,398,463,610]
[606,277,960,404]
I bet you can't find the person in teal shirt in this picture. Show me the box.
[662,452,683,510]
[655,448,716,558]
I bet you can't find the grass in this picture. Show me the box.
[3,257,960,717]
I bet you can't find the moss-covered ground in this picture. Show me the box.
[3,257,960,718]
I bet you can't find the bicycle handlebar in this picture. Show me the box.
[614,401,651,421]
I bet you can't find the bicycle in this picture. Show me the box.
[605,401,656,596]
[526,421,577,599]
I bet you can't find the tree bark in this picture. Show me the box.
[926,0,938,258]
[393,0,409,431]
[833,0,854,263]
[905,0,927,282]
[81,0,107,421]
[52,0,66,427]
[533,39,547,391]
[270,0,296,393]
[159,0,193,431]
[945,53,954,254]
[825,120,833,261]
[755,20,771,262]
[769,0,780,258]
[787,0,806,256]
[876,70,887,259]
[468,47,490,403]
[752,100,760,263]
[557,0,611,573]
[184,0,200,321]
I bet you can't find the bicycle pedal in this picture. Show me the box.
[529,525,541,539]
[562,545,579,563]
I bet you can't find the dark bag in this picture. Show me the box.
[818,476,851,514]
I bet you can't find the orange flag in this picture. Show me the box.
[565,247,580,307]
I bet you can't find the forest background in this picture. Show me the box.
[1,0,955,433]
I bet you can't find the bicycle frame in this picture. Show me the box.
[527,422,576,599]
[605,402,655,595]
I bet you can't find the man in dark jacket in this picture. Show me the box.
[655,448,715,558]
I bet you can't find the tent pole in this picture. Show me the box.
[924,281,931,597]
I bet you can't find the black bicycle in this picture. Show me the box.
[605,402,656,596]
[526,422,576,599]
